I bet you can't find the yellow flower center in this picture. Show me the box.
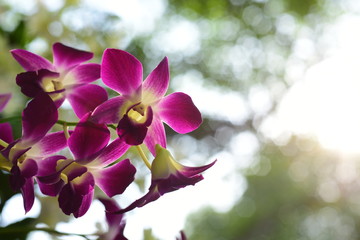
[128,103,148,124]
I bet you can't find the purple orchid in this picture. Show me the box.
[113,145,216,214]
[37,112,136,218]
[91,49,202,154]
[0,93,68,212]
[98,198,128,240]
[11,42,108,118]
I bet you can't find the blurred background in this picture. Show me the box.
[1,0,360,239]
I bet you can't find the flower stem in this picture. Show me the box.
[0,138,8,148]
[56,119,78,127]
[63,122,70,140]
[136,145,151,169]
[0,116,22,123]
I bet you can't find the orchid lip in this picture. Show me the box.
[37,159,75,184]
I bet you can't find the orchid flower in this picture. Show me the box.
[11,42,108,118]
[98,198,128,240]
[113,145,216,214]
[0,93,68,212]
[37,112,136,217]
[91,49,202,155]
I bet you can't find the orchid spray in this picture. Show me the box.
[0,43,216,239]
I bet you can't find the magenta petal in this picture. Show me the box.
[90,96,127,124]
[68,63,101,84]
[16,69,60,97]
[98,197,124,225]
[10,165,26,191]
[9,159,37,191]
[38,179,65,197]
[181,160,217,177]
[0,93,11,112]
[37,155,67,184]
[0,123,13,150]
[94,159,136,197]
[67,84,108,118]
[113,185,161,214]
[59,172,95,216]
[21,93,58,145]
[98,198,127,240]
[144,117,166,156]
[142,57,169,100]
[19,158,38,178]
[52,42,93,70]
[101,49,143,95]
[158,92,202,134]
[95,138,130,166]
[29,131,68,157]
[59,183,83,215]
[117,107,153,146]
[68,113,110,161]
[11,49,54,71]
[21,177,35,213]
[74,188,94,218]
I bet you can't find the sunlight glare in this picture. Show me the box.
[278,53,360,154]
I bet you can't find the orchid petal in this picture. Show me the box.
[113,185,161,214]
[68,113,110,161]
[67,84,108,118]
[157,92,202,134]
[10,165,25,191]
[116,106,153,146]
[94,159,136,197]
[28,131,68,157]
[37,155,67,187]
[21,93,58,145]
[74,188,94,218]
[66,164,88,182]
[36,155,66,197]
[21,177,35,213]
[92,138,130,167]
[58,183,83,215]
[144,116,166,156]
[38,179,65,197]
[0,123,13,150]
[11,49,54,71]
[62,63,100,86]
[16,70,60,97]
[98,197,124,225]
[0,93,11,112]
[59,172,95,216]
[142,57,169,104]
[52,42,93,70]
[114,146,216,214]
[90,96,127,124]
[98,198,127,240]
[19,158,38,178]
[101,49,142,95]
[6,143,30,164]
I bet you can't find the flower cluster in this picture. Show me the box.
[0,43,215,239]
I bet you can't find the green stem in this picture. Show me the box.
[136,145,151,169]
[108,124,117,130]
[0,139,8,148]
[56,120,78,127]
[0,116,22,123]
